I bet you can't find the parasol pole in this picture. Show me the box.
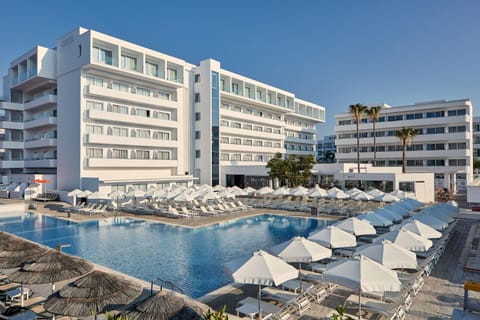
[258,284,263,320]
[20,283,24,307]
[358,288,361,320]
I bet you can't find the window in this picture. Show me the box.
[425,127,445,134]
[264,127,272,133]
[136,129,150,139]
[387,115,403,121]
[112,185,126,192]
[195,150,201,158]
[195,93,201,103]
[134,150,149,159]
[85,124,102,135]
[448,126,466,133]
[153,111,170,120]
[156,151,170,160]
[254,126,263,132]
[448,142,467,150]
[194,74,200,82]
[112,82,129,92]
[221,137,229,143]
[195,112,201,121]
[406,160,424,167]
[86,101,103,111]
[256,90,262,100]
[93,47,112,65]
[245,87,251,98]
[243,124,252,130]
[232,105,242,112]
[78,45,82,57]
[111,149,128,159]
[145,62,158,77]
[232,83,239,94]
[157,91,171,100]
[86,76,104,87]
[254,140,263,146]
[426,159,445,166]
[195,131,201,139]
[244,139,253,146]
[231,154,241,161]
[449,159,467,166]
[220,79,226,91]
[338,120,352,126]
[426,143,445,151]
[231,122,241,129]
[426,111,444,118]
[406,113,423,120]
[220,153,229,160]
[136,87,150,96]
[86,148,103,158]
[448,109,467,116]
[136,109,150,118]
[111,127,128,137]
[268,94,273,104]
[265,141,272,147]
[121,55,137,71]
[254,155,263,162]
[406,144,423,151]
[110,104,128,114]
[220,120,229,127]
[167,68,178,81]
[153,131,169,140]
[232,138,241,145]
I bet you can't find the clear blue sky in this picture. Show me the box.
[1,0,479,137]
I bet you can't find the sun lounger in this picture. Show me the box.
[261,287,298,303]
[236,296,280,319]
[280,279,313,293]
[344,293,392,315]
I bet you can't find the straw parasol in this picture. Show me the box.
[8,250,94,288]
[0,232,48,268]
[124,291,204,320]
[44,270,143,318]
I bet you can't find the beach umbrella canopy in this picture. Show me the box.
[44,270,143,318]
[373,208,403,222]
[144,187,157,198]
[291,187,308,197]
[124,291,204,320]
[256,186,274,195]
[67,189,84,197]
[308,186,328,198]
[8,250,94,285]
[126,189,146,198]
[346,188,362,196]
[109,190,126,200]
[327,188,350,200]
[76,190,92,198]
[0,232,48,268]
[400,220,443,239]
[390,190,406,199]
[212,185,226,192]
[355,240,417,269]
[420,207,454,223]
[244,186,257,195]
[269,236,331,263]
[173,192,195,202]
[335,217,376,236]
[272,187,290,196]
[373,229,433,252]
[229,250,298,320]
[324,255,401,319]
[217,190,236,198]
[308,226,357,248]
[200,191,220,200]
[374,193,400,203]
[357,212,393,227]
[385,204,410,217]
[87,191,110,200]
[414,214,448,231]
[351,191,375,201]
[232,188,248,196]
[366,188,385,197]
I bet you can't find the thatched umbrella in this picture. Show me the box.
[124,291,204,320]
[44,270,143,318]
[0,232,48,268]
[8,250,94,289]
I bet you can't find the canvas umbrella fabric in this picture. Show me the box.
[308,226,357,249]
[357,212,393,227]
[346,188,362,196]
[124,291,204,320]
[351,191,374,201]
[323,255,401,319]
[256,186,274,195]
[390,190,406,199]
[414,214,448,231]
[0,232,48,269]
[373,208,403,223]
[67,189,83,207]
[44,270,142,319]
[400,220,442,239]
[272,187,290,196]
[308,186,328,198]
[366,188,385,198]
[244,186,257,195]
[355,240,417,270]
[374,194,400,203]
[327,188,350,199]
[335,217,376,236]
[373,229,433,252]
[230,250,298,319]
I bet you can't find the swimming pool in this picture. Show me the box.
[0,213,332,298]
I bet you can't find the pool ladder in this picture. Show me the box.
[150,277,183,295]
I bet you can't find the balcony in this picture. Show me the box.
[86,158,178,168]
[86,134,178,148]
[24,95,57,111]
[11,74,56,91]
[220,144,282,154]
[24,138,57,149]
[0,121,24,130]
[24,116,57,129]
[285,149,315,156]
[24,159,57,168]
[285,123,316,133]
[221,91,291,114]
[220,126,283,140]
[220,109,284,127]
[87,85,178,109]
[220,160,267,166]
[87,109,178,129]
[0,160,24,169]
[284,136,316,144]
[0,141,24,149]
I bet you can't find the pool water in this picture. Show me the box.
[0,213,332,298]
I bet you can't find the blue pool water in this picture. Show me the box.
[0,213,332,298]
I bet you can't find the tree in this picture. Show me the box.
[266,153,287,187]
[364,105,382,166]
[203,306,229,320]
[349,103,368,173]
[395,127,418,173]
[297,154,316,186]
[266,154,315,187]
[331,305,354,320]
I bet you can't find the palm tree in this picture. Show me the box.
[364,106,382,166]
[395,127,418,173]
[349,103,368,173]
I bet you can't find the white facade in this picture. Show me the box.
[193,59,325,188]
[473,116,480,161]
[335,100,473,193]
[0,27,325,192]
[317,134,336,162]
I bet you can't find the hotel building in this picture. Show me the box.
[317,134,336,163]
[0,27,325,193]
[335,100,473,193]
[473,116,480,161]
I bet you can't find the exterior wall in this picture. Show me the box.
[335,100,473,193]
[317,134,336,162]
[473,116,480,162]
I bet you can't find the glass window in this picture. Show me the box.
[426,111,445,118]
[112,127,128,137]
[135,150,149,159]
[448,126,466,133]
[243,154,252,161]
[85,124,102,135]
[93,47,112,65]
[136,129,150,139]
[194,74,200,82]
[156,151,170,160]
[195,150,201,158]
[448,109,467,116]
[220,120,229,127]
[136,87,151,96]
[153,111,170,120]
[167,68,178,81]
[86,76,104,87]
[221,137,229,143]
[231,83,239,94]
[406,113,423,120]
[112,82,129,92]
[195,93,201,103]
[195,131,201,139]
[136,109,150,117]
[220,153,229,160]
[121,55,137,71]
[195,112,201,121]
[86,101,103,111]
[157,91,171,100]
[146,62,159,77]
[231,154,241,161]
[153,131,169,140]
[86,148,103,158]
[111,149,128,159]
[110,104,128,114]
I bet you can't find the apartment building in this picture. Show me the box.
[473,116,480,161]
[193,60,325,188]
[0,27,325,192]
[317,134,336,162]
[335,100,473,193]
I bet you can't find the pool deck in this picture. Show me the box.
[2,199,480,319]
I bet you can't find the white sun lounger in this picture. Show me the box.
[236,296,280,319]
[261,287,298,303]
